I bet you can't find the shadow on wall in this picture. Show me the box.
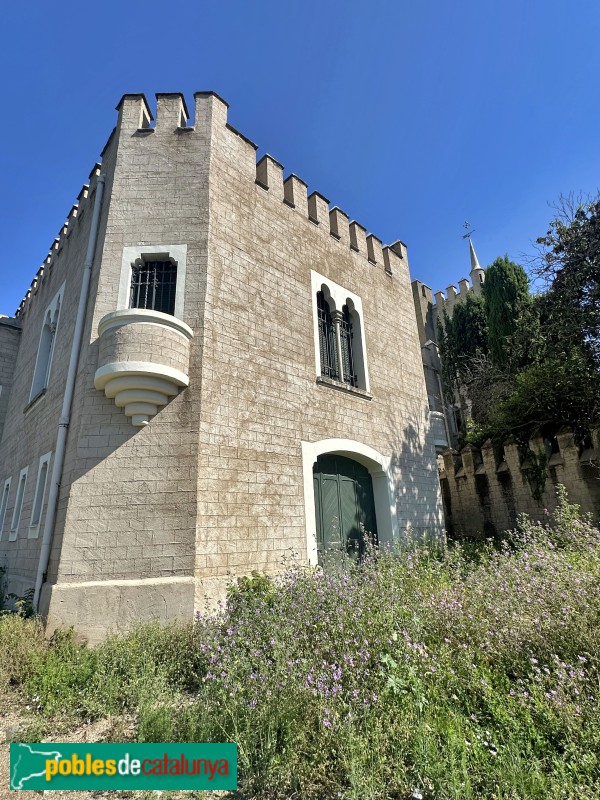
[439,428,600,539]
[43,334,199,593]
[385,408,444,547]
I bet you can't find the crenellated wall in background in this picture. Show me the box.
[440,427,600,538]
[410,241,488,454]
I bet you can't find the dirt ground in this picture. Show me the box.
[0,691,239,800]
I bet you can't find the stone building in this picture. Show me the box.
[0,92,443,641]
[411,237,486,452]
[411,243,600,537]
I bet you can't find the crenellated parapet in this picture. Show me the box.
[254,154,405,276]
[14,166,103,319]
[438,426,600,537]
[414,238,486,329]
[431,270,485,324]
[113,92,406,274]
[14,90,406,319]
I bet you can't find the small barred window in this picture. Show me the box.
[130,261,177,316]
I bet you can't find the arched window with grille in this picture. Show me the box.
[130,260,177,316]
[340,304,358,387]
[30,286,63,403]
[317,291,340,381]
[311,272,371,395]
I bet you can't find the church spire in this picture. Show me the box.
[468,237,485,295]
[469,237,481,271]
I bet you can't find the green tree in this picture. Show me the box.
[486,351,600,441]
[437,295,488,409]
[534,195,600,368]
[449,293,488,363]
[504,293,548,372]
[437,204,600,446]
[482,256,530,367]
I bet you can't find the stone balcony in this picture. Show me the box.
[94,309,193,426]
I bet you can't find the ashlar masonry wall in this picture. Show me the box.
[194,93,444,607]
[0,319,21,444]
[0,169,100,601]
[440,428,600,538]
[41,94,213,639]
[2,91,444,640]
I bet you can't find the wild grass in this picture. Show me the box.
[2,487,599,799]
[0,614,44,695]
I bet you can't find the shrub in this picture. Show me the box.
[0,615,45,695]
[24,628,99,716]
[5,587,36,618]
[22,622,203,720]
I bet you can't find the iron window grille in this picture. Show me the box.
[130,260,177,316]
[317,291,340,380]
[340,305,358,387]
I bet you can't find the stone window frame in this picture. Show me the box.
[9,466,28,541]
[28,451,52,540]
[0,477,11,541]
[310,270,371,396]
[29,283,65,403]
[117,244,188,321]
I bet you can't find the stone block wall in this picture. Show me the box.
[0,170,100,600]
[194,95,444,608]
[0,319,21,444]
[440,428,600,538]
[42,94,210,637]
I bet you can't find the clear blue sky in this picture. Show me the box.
[1,0,599,315]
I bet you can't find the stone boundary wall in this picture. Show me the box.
[440,427,600,538]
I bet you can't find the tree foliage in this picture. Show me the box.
[450,293,488,361]
[437,294,488,405]
[484,352,600,441]
[459,353,514,431]
[534,195,600,368]
[441,201,600,447]
[482,256,530,367]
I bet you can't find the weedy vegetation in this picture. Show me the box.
[1,487,599,799]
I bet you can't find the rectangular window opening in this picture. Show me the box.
[311,271,371,396]
[10,469,27,540]
[29,453,51,537]
[317,291,340,381]
[340,306,358,388]
[29,286,64,403]
[129,260,177,316]
[0,478,11,539]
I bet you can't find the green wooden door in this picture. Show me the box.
[313,455,377,563]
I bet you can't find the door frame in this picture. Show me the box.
[301,438,399,565]
[313,454,378,559]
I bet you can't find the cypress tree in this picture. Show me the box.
[483,256,529,367]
